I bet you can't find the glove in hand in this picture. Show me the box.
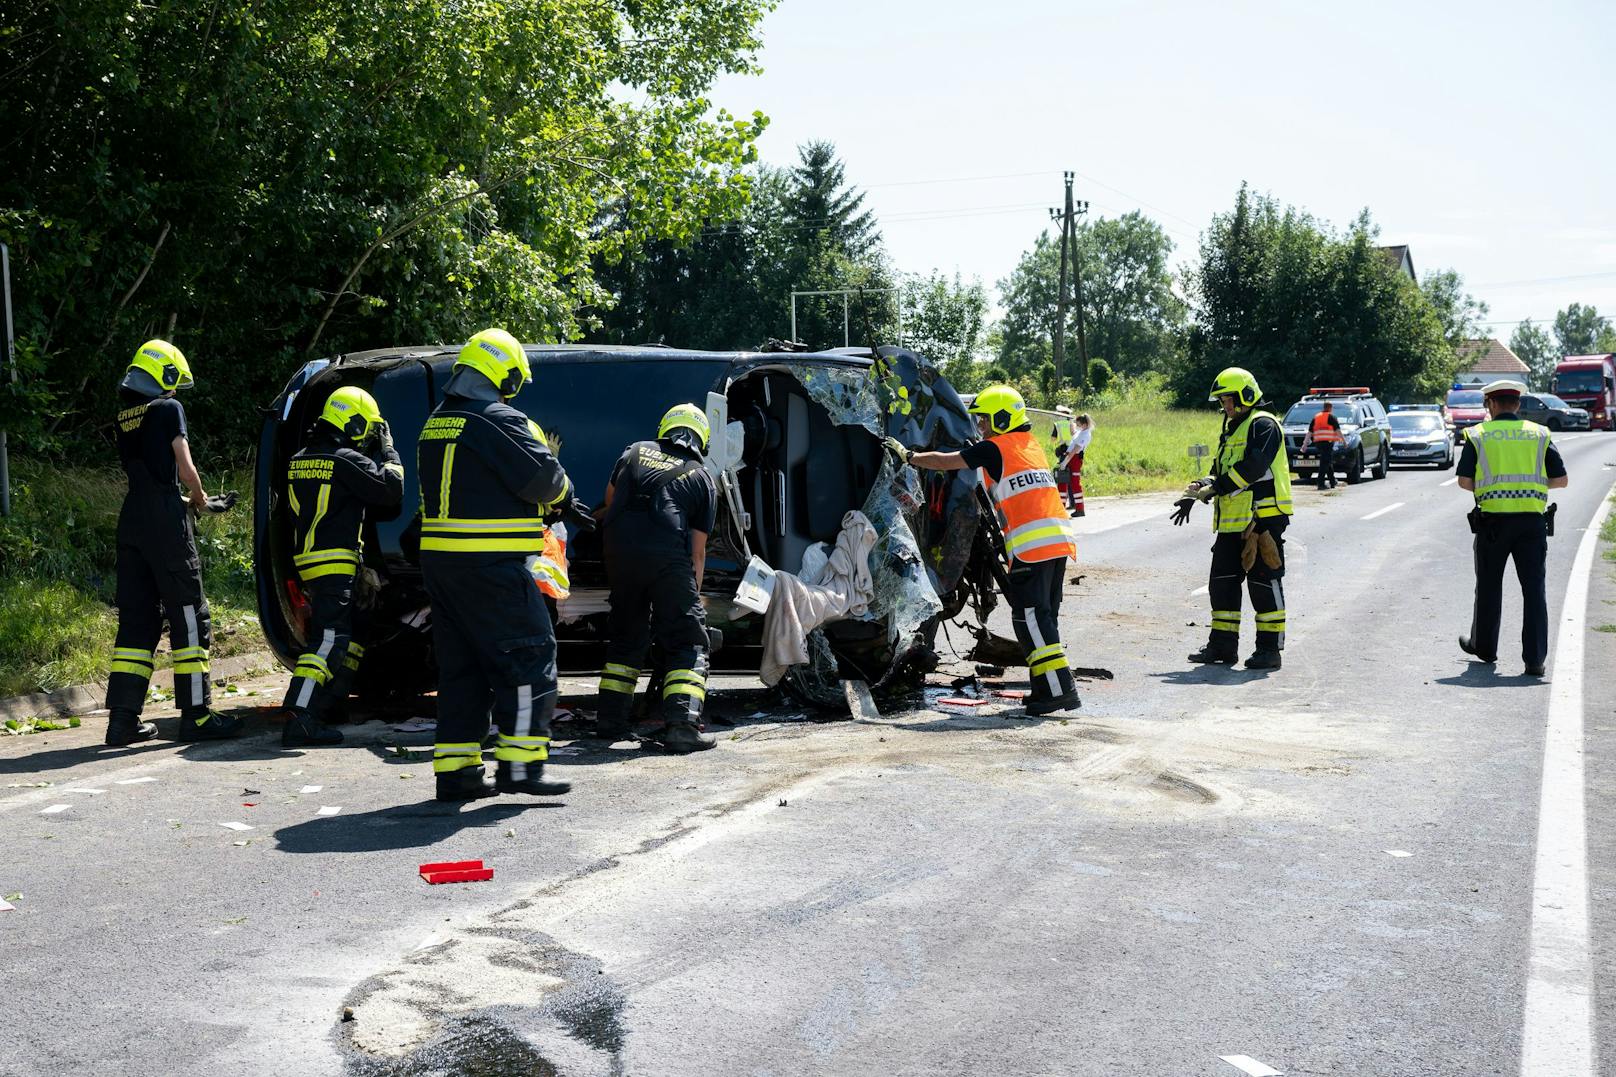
[373,420,395,455]
[883,436,914,464]
[198,491,239,515]
[561,496,597,533]
[1169,498,1194,526]
[1194,482,1216,503]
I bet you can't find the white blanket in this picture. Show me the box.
[759,510,877,686]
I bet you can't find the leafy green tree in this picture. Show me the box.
[1597,324,1616,353]
[1509,319,1559,389]
[901,272,988,367]
[1554,303,1609,355]
[995,212,1184,383]
[1421,270,1490,350]
[2,0,772,458]
[1184,185,1451,407]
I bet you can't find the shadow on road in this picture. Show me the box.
[275,797,559,854]
[1433,663,1547,688]
[1150,666,1274,686]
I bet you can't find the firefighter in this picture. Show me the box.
[890,384,1082,715]
[1170,367,1292,670]
[105,340,243,745]
[416,328,593,801]
[1304,401,1342,489]
[592,403,720,753]
[1456,379,1567,676]
[279,386,404,747]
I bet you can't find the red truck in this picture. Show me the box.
[1553,354,1616,430]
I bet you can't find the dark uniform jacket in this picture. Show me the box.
[602,439,717,560]
[287,428,405,580]
[115,391,195,565]
[416,394,570,563]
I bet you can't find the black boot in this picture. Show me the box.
[1188,639,1239,665]
[495,760,570,796]
[175,708,244,741]
[436,765,497,802]
[1245,649,1282,671]
[281,709,343,747]
[105,708,157,746]
[586,689,635,742]
[1026,690,1081,716]
[652,721,717,754]
[1458,635,1496,663]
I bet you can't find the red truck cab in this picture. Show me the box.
[1553,354,1616,430]
[1445,386,1488,436]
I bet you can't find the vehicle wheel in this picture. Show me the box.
[1372,443,1388,480]
[1344,449,1364,484]
[1437,450,1453,470]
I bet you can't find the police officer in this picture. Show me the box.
[416,328,591,801]
[105,340,243,746]
[1456,379,1568,676]
[593,403,720,753]
[280,386,404,747]
[1172,367,1293,671]
[893,384,1081,715]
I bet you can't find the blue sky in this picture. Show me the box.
[712,0,1616,338]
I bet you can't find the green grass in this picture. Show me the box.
[1602,488,1616,566]
[1079,405,1225,497]
[0,457,262,697]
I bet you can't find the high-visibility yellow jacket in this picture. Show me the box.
[1466,419,1551,514]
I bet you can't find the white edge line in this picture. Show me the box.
[1519,480,1614,1075]
[1441,477,1460,487]
[1360,501,1406,521]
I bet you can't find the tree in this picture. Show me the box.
[1553,303,1609,356]
[902,272,988,367]
[1421,270,1490,350]
[996,213,1185,384]
[1509,320,1559,389]
[2,0,773,457]
[1184,185,1452,406]
[785,140,881,261]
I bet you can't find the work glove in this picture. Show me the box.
[1191,480,1217,504]
[1240,527,1259,573]
[1169,498,1194,526]
[372,420,395,457]
[196,491,239,515]
[883,436,914,465]
[1257,531,1283,570]
[560,496,597,533]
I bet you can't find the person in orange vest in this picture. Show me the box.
[1304,402,1342,489]
[889,384,1081,715]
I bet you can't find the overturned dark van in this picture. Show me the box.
[254,345,1007,708]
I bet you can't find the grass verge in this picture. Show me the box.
[0,457,262,697]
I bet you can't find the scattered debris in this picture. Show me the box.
[341,1007,355,1023]
[219,821,254,832]
[973,664,1005,678]
[391,720,436,733]
[948,674,979,691]
[243,788,261,796]
[777,799,788,807]
[1070,667,1114,680]
[232,840,250,847]
[3,716,81,735]
[389,746,430,761]
[995,690,1030,700]
[8,781,52,789]
[420,859,493,885]
[0,896,16,912]
[317,806,342,816]
[38,804,70,815]
[938,697,990,708]
[63,787,105,795]
[223,916,248,926]
[842,680,880,721]
[504,829,516,838]
[242,802,257,807]
[300,785,323,794]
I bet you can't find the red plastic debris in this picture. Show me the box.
[994,690,1029,700]
[419,859,494,885]
[242,802,257,807]
[938,697,989,707]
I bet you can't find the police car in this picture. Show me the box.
[1281,387,1393,485]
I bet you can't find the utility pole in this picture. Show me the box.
[1070,196,1091,393]
[1049,172,1073,392]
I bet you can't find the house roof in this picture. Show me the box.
[1378,245,1416,282]
[1458,338,1529,374]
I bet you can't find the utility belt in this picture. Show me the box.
[1468,503,1555,536]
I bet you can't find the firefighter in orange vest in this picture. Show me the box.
[1304,401,1342,489]
[890,384,1081,715]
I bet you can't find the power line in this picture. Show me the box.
[1472,270,1616,289]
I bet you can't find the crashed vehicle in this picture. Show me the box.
[254,345,1010,709]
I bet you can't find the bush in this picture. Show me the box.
[1088,358,1114,393]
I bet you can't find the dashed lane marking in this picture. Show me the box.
[1360,502,1405,521]
[1519,480,1614,1075]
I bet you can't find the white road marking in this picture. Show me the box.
[1219,1056,1283,1076]
[38,804,70,814]
[1360,502,1405,521]
[1440,477,1459,487]
[1519,481,1614,1075]
[1191,585,1209,597]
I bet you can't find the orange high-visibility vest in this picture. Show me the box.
[1310,412,1343,443]
[531,529,570,600]
[982,430,1076,564]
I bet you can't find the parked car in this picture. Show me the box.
[1388,410,1454,469]
[1518,392,1590,431]
[255,344,1009,710]
[1445,387,1487,435]
[1281,387,1392,484]
[1389,401,1452,433]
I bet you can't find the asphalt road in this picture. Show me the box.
[2,433,1613,1077]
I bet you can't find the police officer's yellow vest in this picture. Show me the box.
[1212,410,1293,533]
[1466,419,1551,514]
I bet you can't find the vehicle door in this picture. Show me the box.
[1361,400,1388,459]
[1518,394,1548,425]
